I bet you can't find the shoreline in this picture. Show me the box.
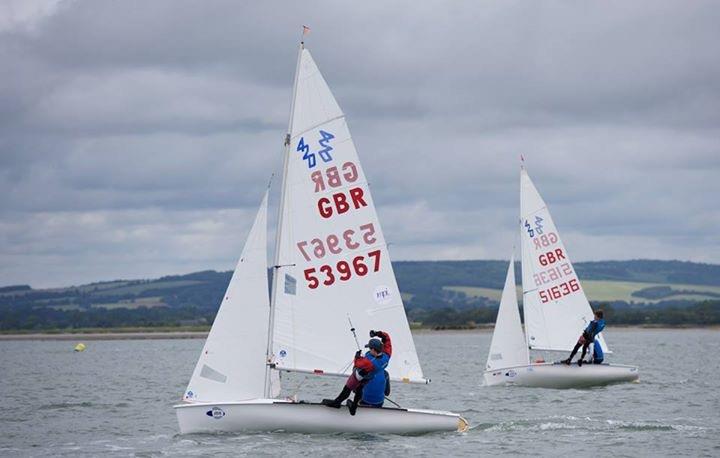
[0,325,717,341]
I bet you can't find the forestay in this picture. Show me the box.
[184,192,273,402]
[486,257,529,371]
[270,48,425,383]
[520,168,609,353]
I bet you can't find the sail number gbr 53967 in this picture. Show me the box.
[296,129,383,290]
[298,223,382,289]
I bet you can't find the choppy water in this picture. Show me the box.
[1,329,718,457]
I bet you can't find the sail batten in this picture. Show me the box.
[291,114,346,141]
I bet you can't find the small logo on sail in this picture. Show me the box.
[185,390,195,400]
[374,286,392,305]
[206,407,225,419]
[279,350,287,358]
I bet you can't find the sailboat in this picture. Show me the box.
[174,42,468,434]
[483,166,639,388]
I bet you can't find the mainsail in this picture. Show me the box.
[269,47,425,383]
[520,168,609,353]
[184,191,271,402]
[486,257,529,371]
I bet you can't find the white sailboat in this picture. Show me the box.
[174,42,468,434]
[483,167,639,388]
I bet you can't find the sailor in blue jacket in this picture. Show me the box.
[322,330,392,415]
[562,309,605,366]
[356,331,392,408]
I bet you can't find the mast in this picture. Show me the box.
[263,41,304,398]
[519,162,531,355]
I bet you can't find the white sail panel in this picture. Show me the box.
[271,48,424,383]
[520,168,609,353]
[184,192,272,402]
[486,257,529,371]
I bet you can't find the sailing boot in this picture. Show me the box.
[347,399,359,416]
[577,359,583,367]
[322,386,351,408]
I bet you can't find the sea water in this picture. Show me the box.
[0,329,718,457]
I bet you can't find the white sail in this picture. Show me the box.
[520,168,609,353]
[486,257,529,371]
[184,191,272,402]
[270,48,425,383]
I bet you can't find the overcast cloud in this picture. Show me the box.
[1,0,718,287]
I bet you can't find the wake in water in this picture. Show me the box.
[471,415,707,435]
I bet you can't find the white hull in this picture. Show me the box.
[175,399,468,434]
[484,362,639,388]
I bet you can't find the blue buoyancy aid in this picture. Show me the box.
[593,338,604,363]
[584,318,606,339]
[361,351,390,405]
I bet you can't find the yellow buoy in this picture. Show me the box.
[74,342,86,352]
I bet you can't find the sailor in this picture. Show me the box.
[322,330,392,415]
[562,309,605,366]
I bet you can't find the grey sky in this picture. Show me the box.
[1,1,718,288]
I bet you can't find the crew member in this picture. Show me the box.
[322,330,392,415]
[562,310,605,366]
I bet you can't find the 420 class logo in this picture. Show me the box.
[206,407,226,419]
[524,215,544,238]
[297,130,335,169]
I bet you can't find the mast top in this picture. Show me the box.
[300,25,310,48]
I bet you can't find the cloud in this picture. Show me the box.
[1,0,719,287]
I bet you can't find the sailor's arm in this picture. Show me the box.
[353,351,374,372]
[370,330,392,357]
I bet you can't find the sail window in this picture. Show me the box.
[200,364,227,383]
[284,274,297,295]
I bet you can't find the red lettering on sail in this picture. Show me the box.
[538,248,565,266]
[532,232,559,250]
[317,187,368,219]
[311,170,325,192]
[342,162,358,183]
[349,187,367,209]
[318,197,333,218]
[333,192,350,214]
[326,166,341,188]
[301,249,383,290]
[310,162,359,193]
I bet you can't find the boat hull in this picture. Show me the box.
[174,399,468,434]
[483,362,639,388]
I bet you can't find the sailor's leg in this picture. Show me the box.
[322,384,352,408]
[580,342,590,360]
[564,341,582,364]
[348,385,364,416]
[578,342,590,366]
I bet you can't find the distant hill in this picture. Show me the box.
[393,259,720,294]
[1,260,719,331]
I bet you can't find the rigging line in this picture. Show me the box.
[338,359,354,375]
[384,396,402,408]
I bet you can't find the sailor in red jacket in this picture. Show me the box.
[322,330,392,415]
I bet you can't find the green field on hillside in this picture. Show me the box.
[445,280,720,303]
